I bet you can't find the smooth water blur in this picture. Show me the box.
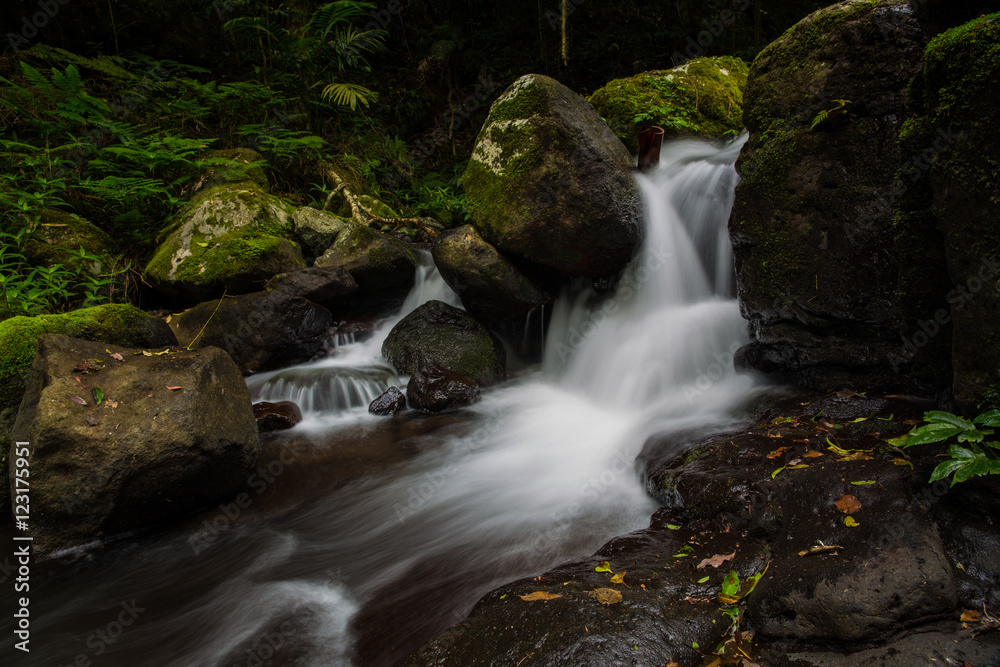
[3,134,757,667]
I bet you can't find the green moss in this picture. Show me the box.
[923,13,1000,126]
[588,56,749,151]
[144,182,303,295]
[23,209,118,274]
[202,148,269,191]
[0,304,167,413]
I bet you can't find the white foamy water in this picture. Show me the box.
[4,134,760,667]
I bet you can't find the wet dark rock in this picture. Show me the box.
[313,219,418,296]
[168,291,333,375]
[406,368,481,413]
[264,266,358,312]
[291,206,351,256]
[382,300,506,388]
[10,335,259,556]
[463,73,643,278]
[252,401,303,432]
[369,386,406,416]
[730,0,930,391]
[432,225,551,322]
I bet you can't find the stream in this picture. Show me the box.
[2,134,760,667]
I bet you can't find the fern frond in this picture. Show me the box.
[321,82,377,111]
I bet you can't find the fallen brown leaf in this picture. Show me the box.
[67,394,87,406]
[803,450,824,458]
[960,610,981,623]
[589,588,622,605]
[519,591,562,602]
[835,389,861,398]
[696,551,736,570]
[835,494,862,514]
[85,414,97,426]
[109,352,124,361]
[767,446,791,459]
[166,386,182,390]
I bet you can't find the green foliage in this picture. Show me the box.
[810,99,851,130]
[889,409,1000,485]
[0,228,128,319]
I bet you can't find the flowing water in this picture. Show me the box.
[3,134,758,667]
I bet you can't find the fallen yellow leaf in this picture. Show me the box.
[519,591,563,602]
[844,516,860,527]
[960,610,981,623]
[610,570,626,584]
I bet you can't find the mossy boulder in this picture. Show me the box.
[382,300,506,394]
[432,225,550,322]
[729,0,928,390]
[909,12,1000,410]
[292,206,353,256]
[23,209,118,275]
[462,74,642,278]
[10,334,258,555]
[201,148,269,192]
[313,220,418,296]
[144,182,305,303]
[588,56,748,152]
[0,304,176,519]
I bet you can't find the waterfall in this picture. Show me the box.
[6,134,760,667]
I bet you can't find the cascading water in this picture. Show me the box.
[3,134,758,667]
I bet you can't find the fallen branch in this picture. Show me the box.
[320,163,438,240]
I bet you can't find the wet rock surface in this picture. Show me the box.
[264,265,358,312]
[406,389,1000,665]
[406,367,481,413]
[252,400,303,432]
[369,386,406,416]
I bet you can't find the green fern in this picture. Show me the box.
[321,82,377,110]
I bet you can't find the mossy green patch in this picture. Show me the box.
[144,182,304,299]
[588,56,748,151]
[23,209,118,275]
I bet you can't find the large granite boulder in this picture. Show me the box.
[462,74,643,278]
[22,209,118,276]
[589,56,749,152]
[431,225,550,322]
[144,182,304,303]
[730,0,929,390]
[9,335,259,555]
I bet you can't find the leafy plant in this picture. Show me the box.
[810,99,851,130]
[889,410,1000,485]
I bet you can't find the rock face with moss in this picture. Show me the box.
[23,209,118,275]
[313,220,418,296]
[10,335,258,555]
[730,0,928,390]
[589,56,748,152]
[905,13,1000,410]
[382,300,505,411]
[144,182,305,303]
[201,148,269,192]
[432,225,550,322]
[462,74,642,278]
[292,206,352,256]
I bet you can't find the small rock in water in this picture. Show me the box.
[369,386,406,416]
[407,367,481,413]
[253,400,303,432]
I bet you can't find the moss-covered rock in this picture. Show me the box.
[432,225,550,322]
[23,209,118,275]
[201,148,269,192]
[313,220,418,296]
[144,182,305,303]
[912,12,1000,410]
[382,300,506,390]
[0,304,176,519]
[292,206,353,256]
[588,56,748,152]
[462,74,642,278]
[730,0,929,391]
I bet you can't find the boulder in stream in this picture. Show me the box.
[313,219,419,296]
[369,386,406,416]
[252,400,303,433]
[264,265,358,312]
[168,291,333,375]
[10,334,259,555]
